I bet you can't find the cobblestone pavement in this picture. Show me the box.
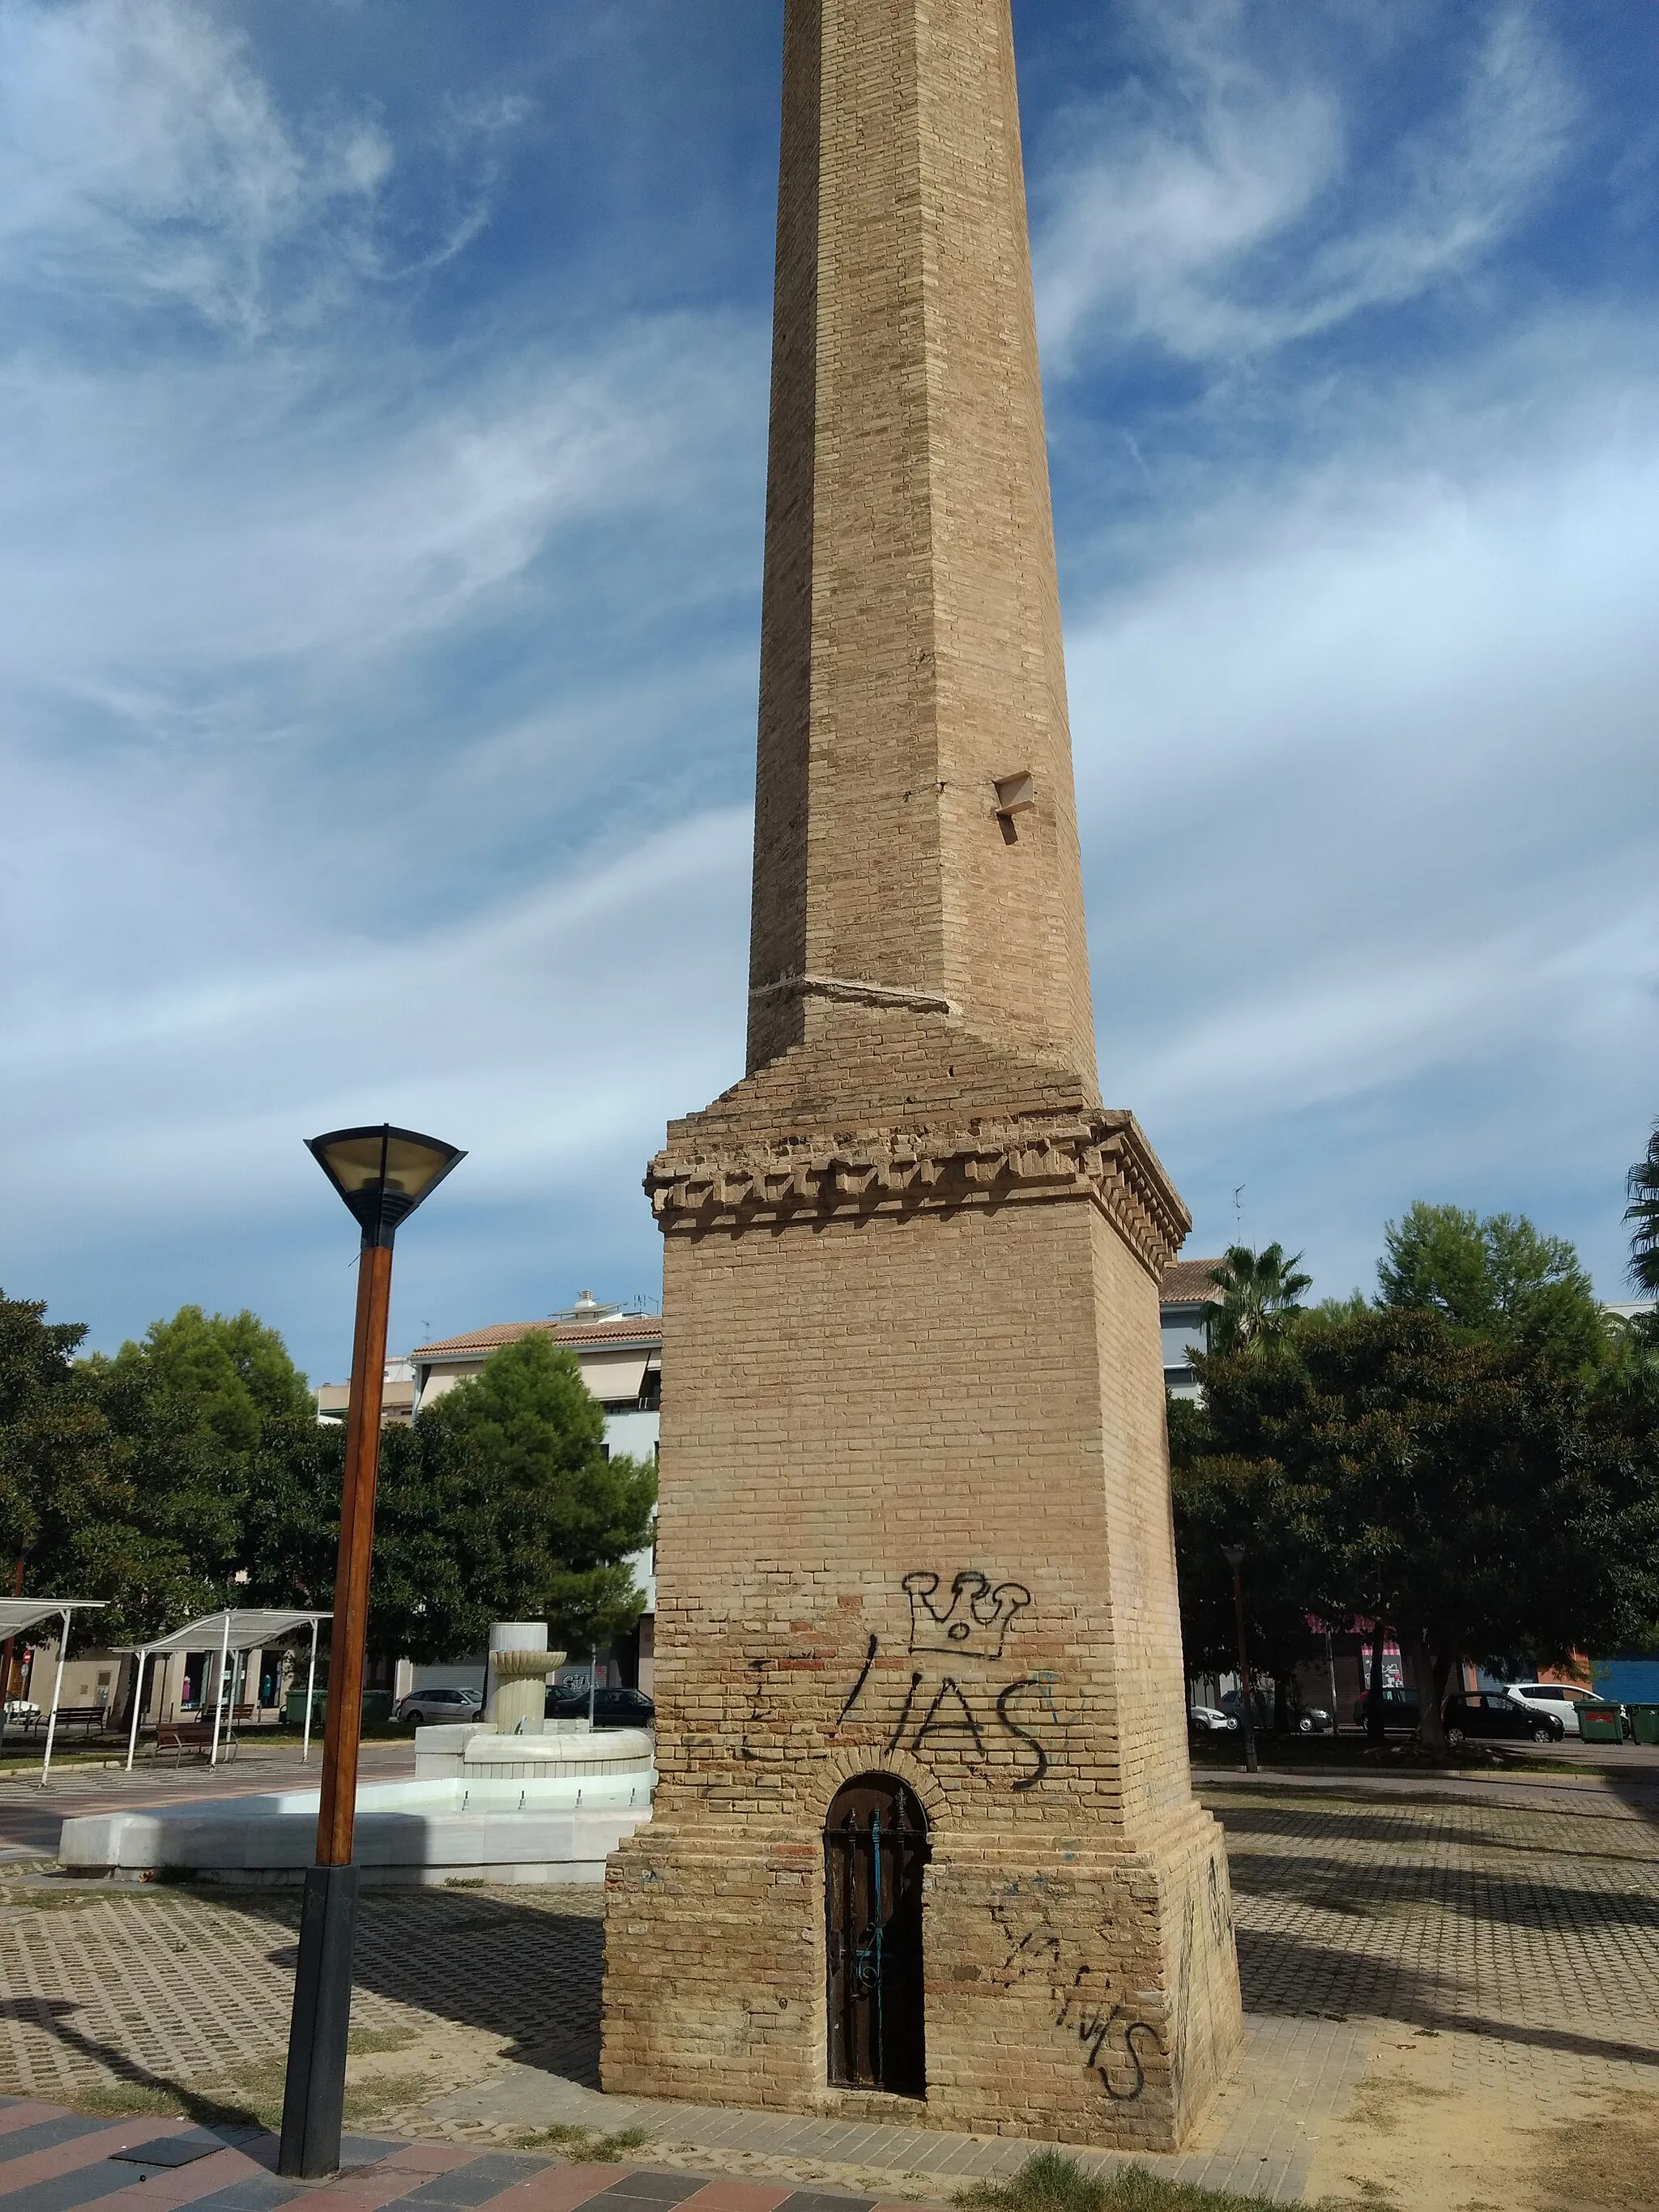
[0,1773,1655,2206]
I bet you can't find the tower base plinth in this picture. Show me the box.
[604,1803,1241,2152]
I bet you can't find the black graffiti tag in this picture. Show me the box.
[912,1677,987,1757]
[834,1636,1060,1787]
[1056,1967,1163,2104]
[996,1677,1052,1791]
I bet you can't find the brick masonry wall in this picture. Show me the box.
[603,1153,1243,2146]
[748,0,1094,1080]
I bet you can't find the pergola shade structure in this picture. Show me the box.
[0,1600,108,1783]
[119,1609,332,1771]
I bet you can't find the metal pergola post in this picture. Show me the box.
[39,1607,71,1789]
[125,1649,150,1774]
[209,1613,232,1767]
[302,1618,319,1765]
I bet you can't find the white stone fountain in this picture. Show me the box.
[56,1622,655,1886]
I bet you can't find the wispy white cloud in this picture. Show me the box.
[0,310,761,693]
[1034,1,1579,368]
[1065,352,1659,1287]
[0,0,394,336]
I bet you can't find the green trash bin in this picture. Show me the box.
[282,1687,392,1728]
[1627,1703,1659,1746]
[1580,1702,1625,1744]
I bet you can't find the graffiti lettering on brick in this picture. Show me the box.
[882,1668,925,1754]
[834,1633,880,1728]
[1206,1851,1231,1945]
[1056,1966,1162,2104]
[834,1634,1062,1787]
[990,1889,1064,1987]
[911,1677,987,1758]
[995,1677,1054,1791]
[903,1570,1030,1658]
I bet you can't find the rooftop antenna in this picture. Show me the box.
[1232,1185,1246,1244]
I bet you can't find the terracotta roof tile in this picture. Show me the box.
[1160,1259,1226,1306]
[413,1315,662,1361]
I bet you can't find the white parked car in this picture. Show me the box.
[1501,1682,1593,1737]
[1188,1705,1238,1735]
[394,1686,483,1728]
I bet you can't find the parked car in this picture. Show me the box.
[1352,1688,1422,1731]
[1188,1705,1238,1735]
[1503,1682,1593,1737]
[1218,1688,1269,1729]
[1294,1707,1334,1735]
[1443,1691,1565,1745]
[545,1684,656,1729]
[394,1686,482,1727]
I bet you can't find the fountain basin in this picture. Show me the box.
[58,1726,655,1886]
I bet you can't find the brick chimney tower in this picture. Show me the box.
[602,0,1242,2150]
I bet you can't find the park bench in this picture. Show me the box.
[49,1707,112,1739]
[152,1720,238,1764]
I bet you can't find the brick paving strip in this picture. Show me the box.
[0,2104,940,2212]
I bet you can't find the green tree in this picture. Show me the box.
[105,1306,311,1464]
[1627,1122,1659,1298]
[1192,1308,1657,1751]
[1377,1203,1603,1371]
[1168,1395,1330,1722]
[243,1333,658,1663]
[424,1334,657,1652]
[1205,1243,1312,1355]
[0,1292,102,1600]
[0,1292,232,1651]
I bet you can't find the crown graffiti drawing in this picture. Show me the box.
[903,1570,1031,1660]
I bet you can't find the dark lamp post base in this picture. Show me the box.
[278,1863,360,2178]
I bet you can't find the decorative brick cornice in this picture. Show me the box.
[645,1110,1188,1276]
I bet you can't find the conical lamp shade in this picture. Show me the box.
[307,1125,466,1246]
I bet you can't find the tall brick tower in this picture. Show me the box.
[602,0,1242,2150]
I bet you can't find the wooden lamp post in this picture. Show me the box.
[278,1123,464,2180]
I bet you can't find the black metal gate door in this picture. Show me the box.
[824,1774,928,2096]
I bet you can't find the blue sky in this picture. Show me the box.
[3,0,1656,1383]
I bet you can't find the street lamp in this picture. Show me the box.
[278,1125,464,2180]
[1220,1543,1258,1776]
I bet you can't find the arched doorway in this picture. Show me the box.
[824,1773,929,2096]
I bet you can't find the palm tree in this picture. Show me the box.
[1628,1121,1659,1294]
[1206,1243,1313,1355]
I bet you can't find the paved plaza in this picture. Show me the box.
[0,1764,1657,2208]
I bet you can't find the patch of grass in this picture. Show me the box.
[73,2073,266,2131]
[956,2150,1321,2212]
[70,2082,186,2119]
[343,2071,427,2123]
[444,1877,485,1890]
[347,2025,420,2056]
[957,2151,1110,2212]
[577,2128,652,2163]
[514,2122,653,2163]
